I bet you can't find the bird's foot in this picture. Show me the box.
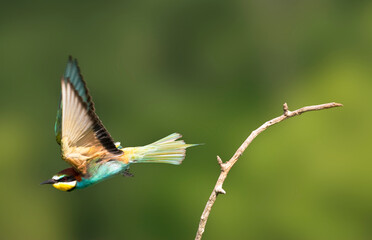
[121,169,134,177]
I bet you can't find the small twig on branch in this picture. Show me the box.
[195,102,343,240]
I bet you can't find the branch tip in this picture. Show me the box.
[217,156,223,166]
[215,186,226,195]
[283,102,289,116]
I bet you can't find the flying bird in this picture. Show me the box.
[42,56,196,192]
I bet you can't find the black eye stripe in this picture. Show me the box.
[58,176,75,182]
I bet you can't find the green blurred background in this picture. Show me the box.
[0,0,371,239]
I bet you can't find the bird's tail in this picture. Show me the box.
[120,133,197,165]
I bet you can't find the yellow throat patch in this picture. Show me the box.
[53,181,76,191]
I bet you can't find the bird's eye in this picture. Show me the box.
[59,176,68,182]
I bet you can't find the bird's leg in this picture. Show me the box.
[121,168,134,177]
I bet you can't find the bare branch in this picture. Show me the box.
[195,102,343,240]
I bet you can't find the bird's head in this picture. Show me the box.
[41,168,80,192]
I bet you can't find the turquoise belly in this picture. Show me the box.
[76,161,129,189]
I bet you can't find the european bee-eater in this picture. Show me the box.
[42,56,196,192]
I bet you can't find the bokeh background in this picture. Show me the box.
[1,1,371,239]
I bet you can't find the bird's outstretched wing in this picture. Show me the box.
[55,56,122,174]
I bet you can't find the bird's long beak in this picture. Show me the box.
[40,179,56,185]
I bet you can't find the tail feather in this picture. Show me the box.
[152,132,183,144]
[122,133,197,165]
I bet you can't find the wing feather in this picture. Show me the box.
[58,57,122,174]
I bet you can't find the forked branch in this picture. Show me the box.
[195,102,343,240]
